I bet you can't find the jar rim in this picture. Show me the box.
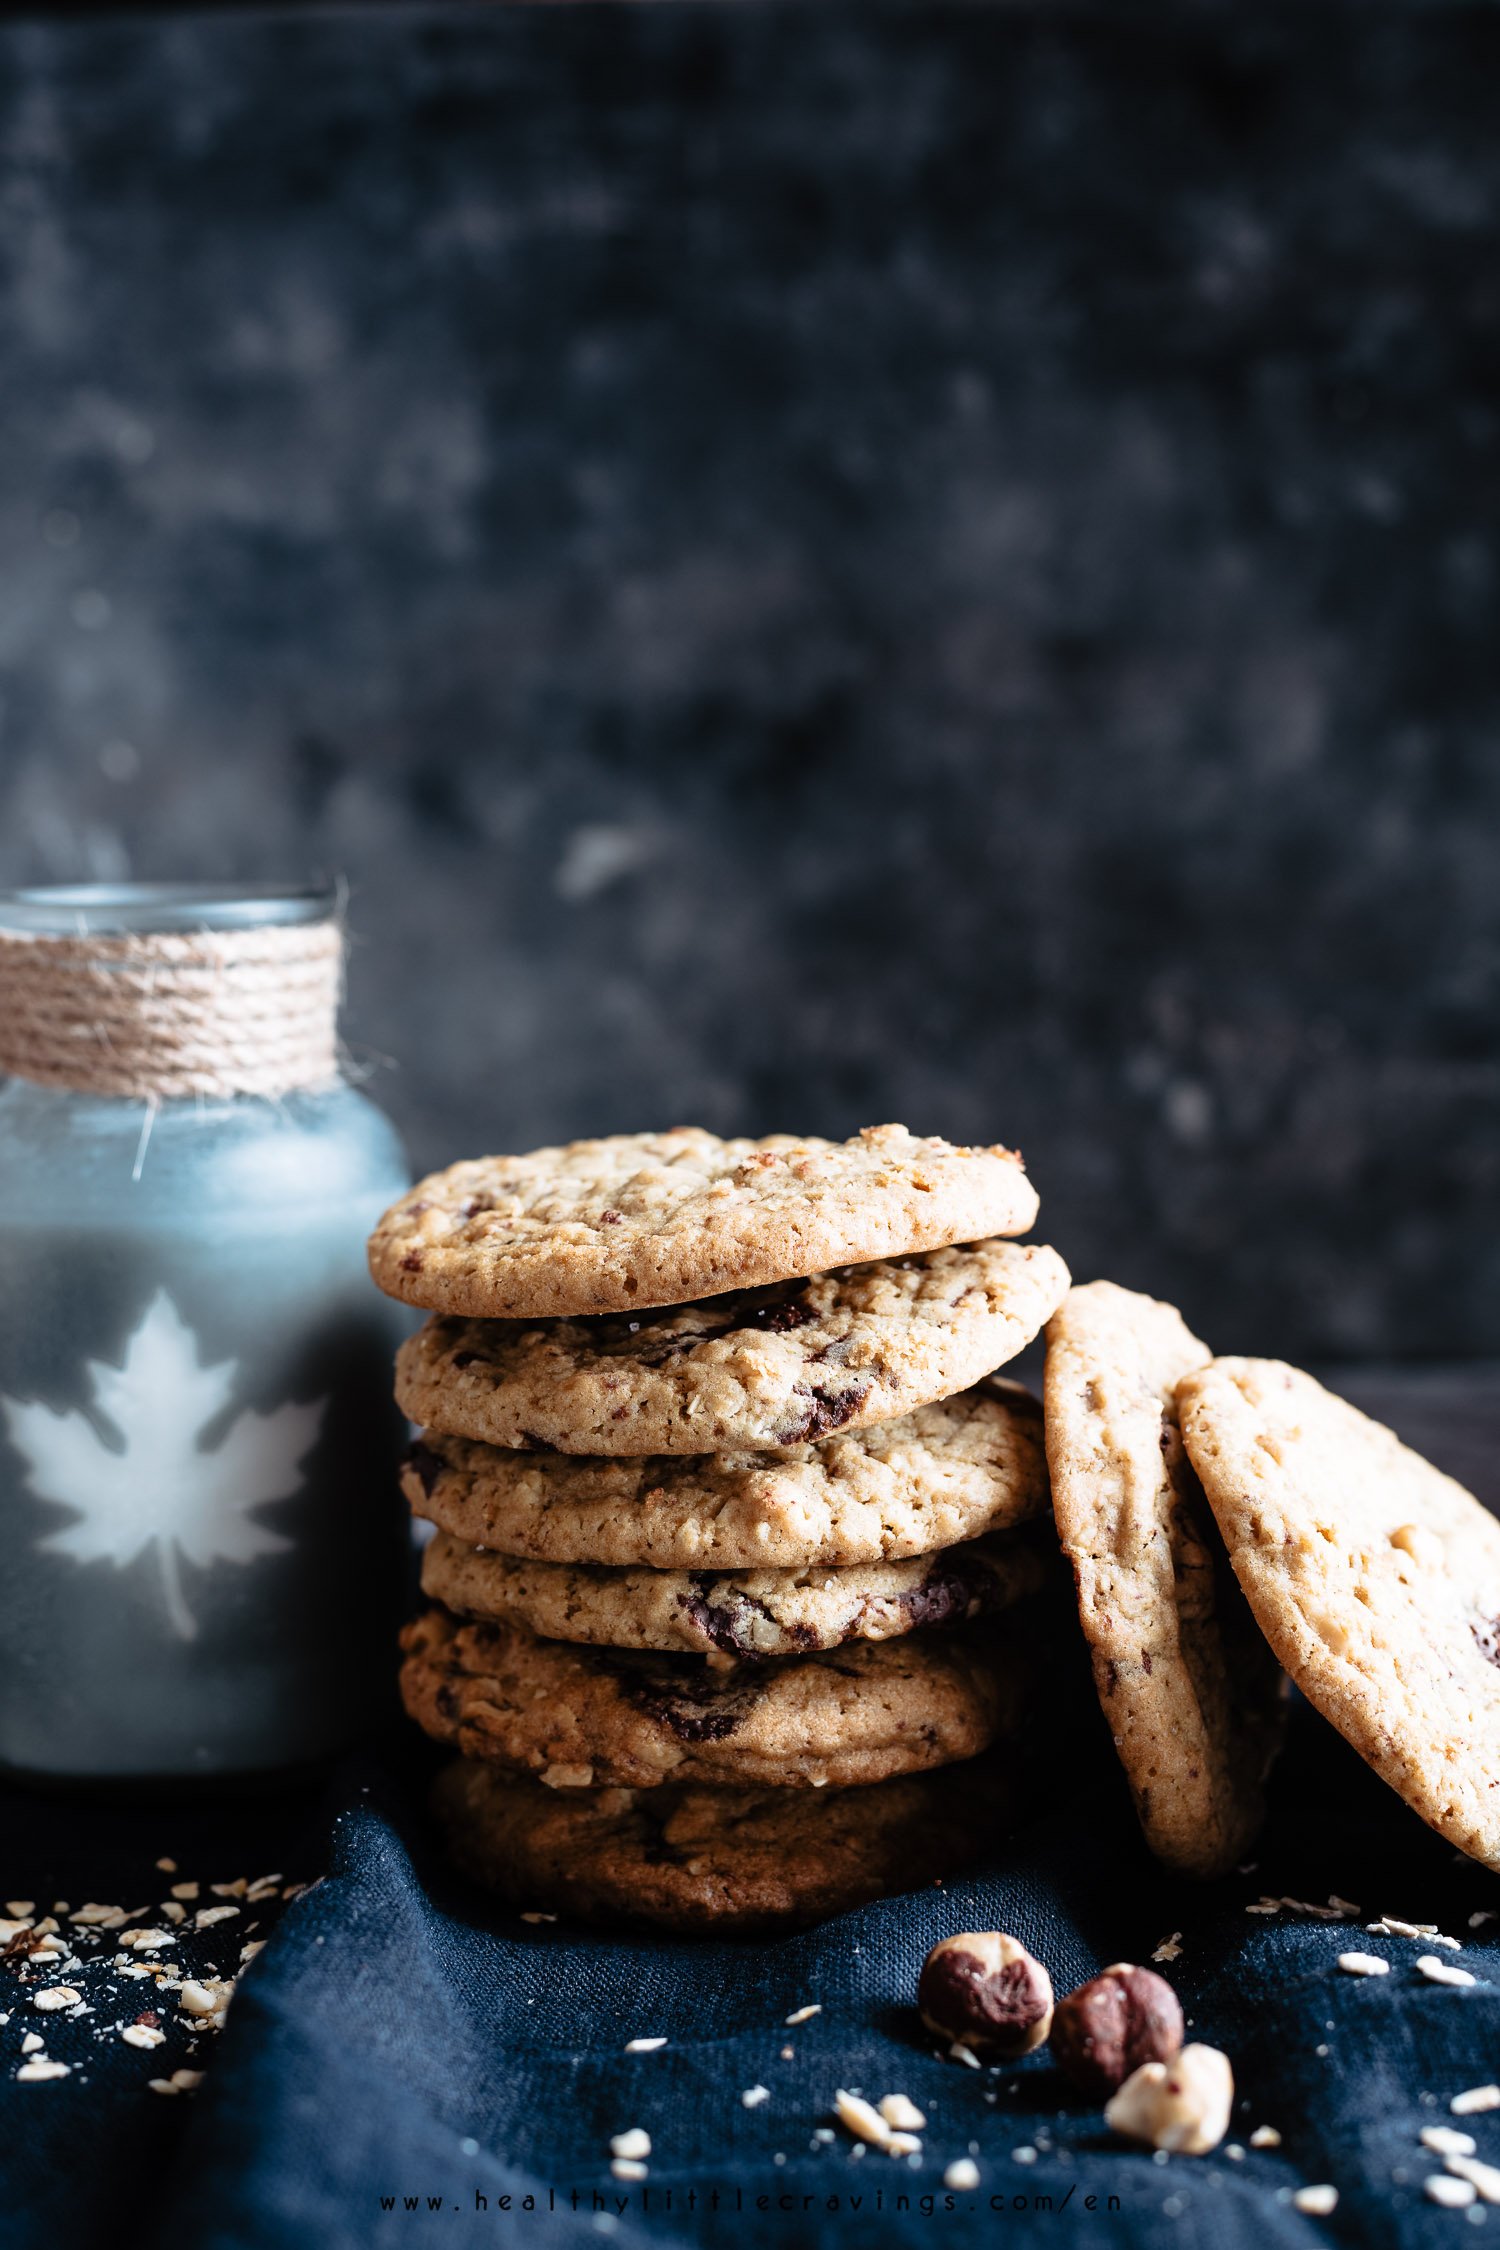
[0,882,338,935]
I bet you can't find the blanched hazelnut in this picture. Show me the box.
[1104,2044,1234,2155]
[1051,1963,1184,2097]
[917,1932,1054,2058]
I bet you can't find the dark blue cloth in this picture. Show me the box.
[8,1373,1498,2250]
[7,1697,1498,2250]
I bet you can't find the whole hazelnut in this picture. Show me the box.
[1104,2044,1234,2156]
[917,1932,1054,2058]
[1050,1962,1184,2097]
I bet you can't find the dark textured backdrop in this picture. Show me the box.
[0,2,1496,1356]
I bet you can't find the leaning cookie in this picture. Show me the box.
[369,1123,1039,1320]
[433,1755,1018,1935]
[399,1607,1024,1791]
[1044,1283,1285,1878]
[395,1239,1067,1455]
[420,1523,1053,1657]
[1179,1358,1500,1873]
[403,1379,1048,1571]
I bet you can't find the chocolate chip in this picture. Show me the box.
[682,1582,818,1658]
[616,1650,764,1741]
[899,1557,989,1633]
[400,1251,424,1273]
[404,1441,445,1497]
[750,1294,819,1335]
[1472,1617,1500,1667]
[779,1380,873,1445]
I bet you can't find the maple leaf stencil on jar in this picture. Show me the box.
[0,884,412,1783]
[2,1290,324,1640]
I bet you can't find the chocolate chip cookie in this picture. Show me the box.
[1044,1283,1285,1878]
[395,1239,1068,1455]
[369,1124,1039,1320]
[432,1754,1018,1933]
[403,1379,1048,1570]
[1179,1357,1500,1872]
[420,1522,1052,1657]
[399,1606,1025,1790]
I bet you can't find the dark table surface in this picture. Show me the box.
[3,1366,1497,2250]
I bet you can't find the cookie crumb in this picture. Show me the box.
[1426,2175,1477,2209]
[624,2037,666,2054]
[785,2004,822,2026]
[1422,2127,1477,2158]
[1452,2087,1500,2116]
[1249,2126,1281,2148]
[609,2129,650,2161]
[948,2042,982,2070]
[1152,1934,1182,1964]
[1337,1953,1389,1977]
[610,2159,647,2183]
[16,2058,70,2083]
[1416,1956,1477,1988]
[878,2095,926,2132]
[742,2085,770,2109]
[519,1913,556,1926]
[1446,2153,1500,2204]
[1292,2185,1338,2215]
[122,2024,166,2049]
[945,2158,980,2190]
[32,1987,81,2011]
[834,2090,920,2155]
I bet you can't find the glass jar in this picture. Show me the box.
[0,884,411,1783]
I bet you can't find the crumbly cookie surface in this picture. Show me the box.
[1179,1357,1500,1873]
[1044,1282,1285,1878]
[399,1606,1023,1790]
[402,1379,1048,1570]
[396,1239,1068,1454]
[432,1755,1015,1933]
[368,1124,1039,1319]
[420,1523,1052,1657]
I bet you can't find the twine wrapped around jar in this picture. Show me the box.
[0,917,344,1099]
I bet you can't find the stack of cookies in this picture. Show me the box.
[368,1125,1072,1933]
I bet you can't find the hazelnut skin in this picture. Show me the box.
[917,1932,1054,2058]
[1050,1963,1184,2098]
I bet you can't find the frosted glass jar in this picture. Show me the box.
[0,885,410,1782]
